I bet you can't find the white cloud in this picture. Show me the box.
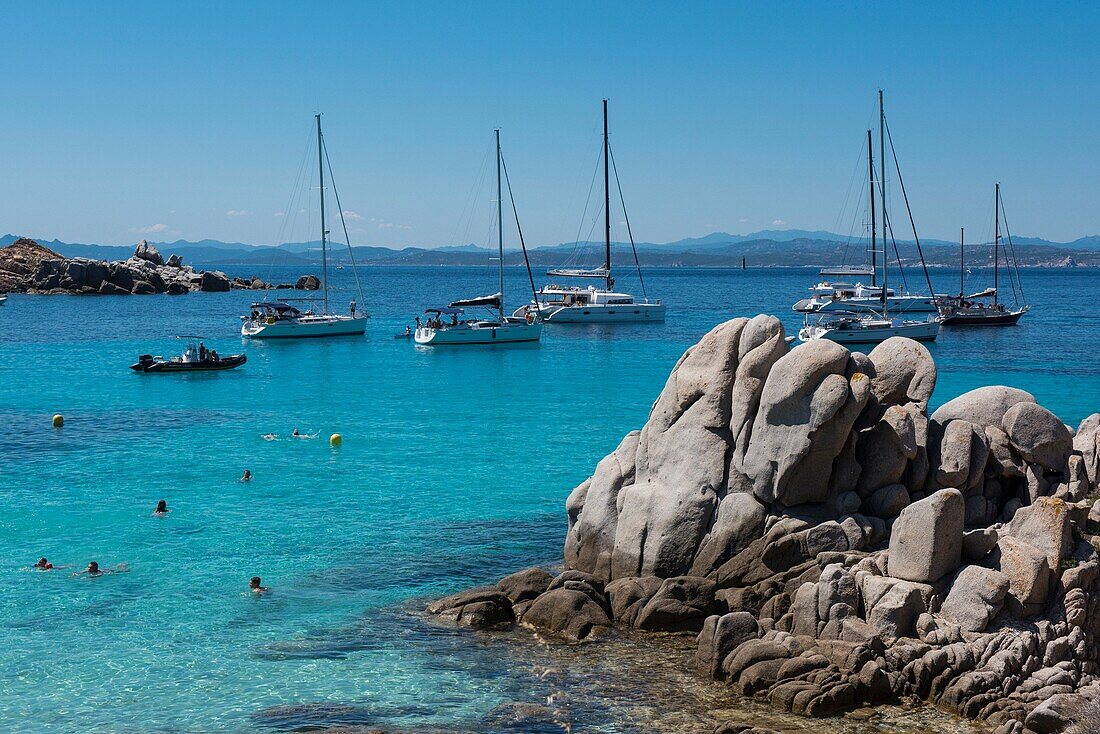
[130,223,169,234]
[342,210,363,220]
[370,217,411,230]
[772,219,786,226]
[226,209,251,217]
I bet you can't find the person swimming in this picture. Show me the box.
[292,428,301,437]
[262,433,278,441]
[34,557,52,570]
[84,561,102,576]
[250,576,269,594]
[154,499,168,515]
[241,469,252,482]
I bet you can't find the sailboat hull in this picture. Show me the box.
[242,315,369,338]
[800,320,939,344]
[414,321,542,345]
[939,309,1026,326]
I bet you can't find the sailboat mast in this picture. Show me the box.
[496,128,505,319]
[867,129,877,288]
[959,228,965,298]
[603,98,611,289]
[994,183,1000,306]
[879,90,887,312]
[316,113,329,315]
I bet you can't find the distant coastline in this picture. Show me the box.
[4,231,1098,270]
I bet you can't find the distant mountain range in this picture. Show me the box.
[3,229,1098,269]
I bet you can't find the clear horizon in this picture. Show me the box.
[4,2,1098,247]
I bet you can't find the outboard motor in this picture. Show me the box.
[137,354,154,369]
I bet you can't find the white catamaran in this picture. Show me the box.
[514,100,664,324]
[241,114,368,339]
[414,130,542,346]
[800,91,939,345]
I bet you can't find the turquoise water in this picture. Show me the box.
[0,265,1096,732]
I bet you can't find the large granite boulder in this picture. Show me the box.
[742,339,870,506]
[939,565,1010,632]
[133,239,164,266]
[426,587,514,630]
[565,432,639,580]
[199,270,231,292]
[930,385,1036,430]
[887,489,964,583]
[610,319,745,579]
[1002,402,1073,470]
[296,274,320,290]
[866,336,937,409]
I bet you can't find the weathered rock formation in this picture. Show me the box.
[429,316,1100,732]
[0,238,318,295]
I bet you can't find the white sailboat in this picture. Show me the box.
[793,100,937,316]
[515,99,664,324]
[800,91,939,345]
[415,130,542,346]
[241,114,368,339]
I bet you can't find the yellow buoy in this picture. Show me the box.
[52,414,64,428]
[329,433,342,447]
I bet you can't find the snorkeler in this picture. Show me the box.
[250,576,269,594]
[154,500,168,515]
[34,557,52,570]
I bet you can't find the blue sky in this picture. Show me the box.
[4,2,1098,247]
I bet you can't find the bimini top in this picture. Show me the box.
[448,293,501,309]
[425,307,465,315]
[545,267,610,279]
[250,302,303,316]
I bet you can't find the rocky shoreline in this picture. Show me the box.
[428,316,1100,734]
[0,237,319,295]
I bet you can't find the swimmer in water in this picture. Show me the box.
[154,499,168,515]
[34,557,53,570]
[262,433,278,441]
[250,576,269,594]
[241,469,252,482]
[84,561,103,576]
[292,428,301,437]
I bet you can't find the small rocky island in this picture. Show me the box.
[430,316,1100,734]
[0,237,319,295]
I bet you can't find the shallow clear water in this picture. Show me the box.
[0,265,1096,732]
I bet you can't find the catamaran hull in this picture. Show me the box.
[799,321,939,344]
[793,296,938,314]
[535,302,665,323]
[242,316,368,339]
[414,322,542,345]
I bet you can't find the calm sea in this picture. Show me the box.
[0,265,1095,732]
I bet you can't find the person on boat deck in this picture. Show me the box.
[451,313,458,326]
[415,316,421,329]
[199,342,208,360]
[250,576,269,594]
[154,499,168,515]
[34,557,52,570]
[241,469,252,482]
[349,300,356,317]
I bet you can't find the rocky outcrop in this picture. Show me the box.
[0,238,318,296]
[428,317,1100,730]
